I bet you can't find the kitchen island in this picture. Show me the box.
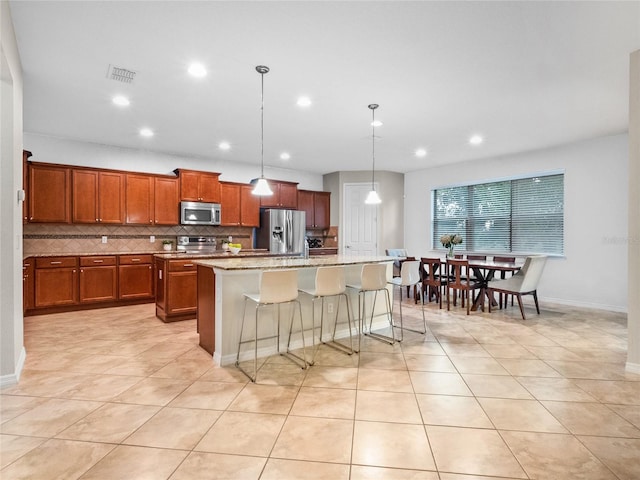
[195,255,393,365]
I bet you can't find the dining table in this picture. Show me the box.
[464,259,521,311]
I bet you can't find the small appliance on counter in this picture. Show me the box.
[176,236,217,254]
[256,209,306,255]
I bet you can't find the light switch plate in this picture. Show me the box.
[150,235,155,243]
[101,236,107,244]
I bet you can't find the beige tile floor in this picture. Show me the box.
[2,298,640,479]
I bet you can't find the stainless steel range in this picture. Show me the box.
[176,236,217,254]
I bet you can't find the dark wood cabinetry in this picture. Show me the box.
[125,173,179,225]
[298,190,330,229]
[23,151,31,223]
[23,258,34,312]
[119,254,154,300]
[176,169,221,203]
[155,258,197,322]
[220,182,261,227]
[72,169,125,224]
[28,162,71,223]
[79,256,117,303]
[260,179,298,209]
[34,257,78,307]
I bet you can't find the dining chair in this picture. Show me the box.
[492,255,516,307]
[385,248,408,278]
[446,258,482,315]
[466,254,487,280]
[421,257,447,309]
[236,269,308,382]
[487,255,547,320]
[299,265,355,363]
[388,260,426,341]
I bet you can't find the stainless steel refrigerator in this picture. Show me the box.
[256,209,306,255]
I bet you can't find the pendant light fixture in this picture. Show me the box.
[365,103,382,204]
[251,65,273,196]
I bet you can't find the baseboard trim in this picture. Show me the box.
[0,346,26,387]
[626,361,640,375]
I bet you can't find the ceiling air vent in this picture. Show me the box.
[106,64,136,84]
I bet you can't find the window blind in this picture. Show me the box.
[433,174,564,255]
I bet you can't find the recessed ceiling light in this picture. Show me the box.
[371,120,383,127]
[188,63,207,78]
[296,96,312,107]
[469,134,484,145]
[415,148,427,157]
[112,95,130,107]
[139,128,154,137]
[280,152,291,160]
[219,141,231,150]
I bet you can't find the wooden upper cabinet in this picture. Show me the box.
[176,169,221,203]
[125,173,178,225]
[260,180,298,209]
[125,173,154,225]
[240,184,260,227]
[220,182,241,226]
[72,169,124,224]
[28,162,71,223]
[298,190,330,229]
[154,176,179,225]
[23,151,31,223]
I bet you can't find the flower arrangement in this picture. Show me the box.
[440,234,463,257]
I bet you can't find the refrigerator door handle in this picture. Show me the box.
[286,211,292,252]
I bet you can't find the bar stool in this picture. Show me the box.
[347,263,394,350]
[299,266,355,364]
[388,260,426,341]
[236,269,308,383]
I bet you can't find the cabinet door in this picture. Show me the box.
[179,170,200,201]
[98,171,125,223]
[72,169,98,223]
[220,182,241,226]
[313,192,331,229]
[154,177,179,225]
[23,258,34,312]
[125,174,154,225]
[80,266,117,303]
[279,182,298,209]
[23,151,32,223]
[198,173,221,203]
[240,184,260,227]
[155,258,166,311]
[28,163,71,223]
[167,271,197,314]
[297,190,315,228]
[35,268,78,307]
[119,264,154,299]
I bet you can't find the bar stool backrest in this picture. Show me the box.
[314,266,346,296]
[400,260,421,286]
[258,269,299,304]
[361,263,388,291]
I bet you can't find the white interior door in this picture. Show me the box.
[343,183,378,256]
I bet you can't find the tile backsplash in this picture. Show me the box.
[23,224,254,255]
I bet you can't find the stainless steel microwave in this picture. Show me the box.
[180,201,221,225]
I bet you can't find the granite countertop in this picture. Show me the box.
[24,249,271,260]
[194,254,394,271]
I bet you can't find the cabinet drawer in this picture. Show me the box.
[168,260,197,271]
[119,254,153,265]
[35,256,78,268]
[80,256,117,266]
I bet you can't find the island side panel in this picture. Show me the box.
[197,264,215,355]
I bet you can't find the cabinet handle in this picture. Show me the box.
[50,261,62,265]
[80,269,84,273]
[183,263,194,267]
[93,260,104,263]
[131,258,141,262]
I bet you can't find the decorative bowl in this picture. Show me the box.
[229,246,241,255]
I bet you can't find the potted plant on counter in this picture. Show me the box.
[162,240,173,251]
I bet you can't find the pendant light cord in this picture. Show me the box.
[371,107,375,188]
[260,70,265,178]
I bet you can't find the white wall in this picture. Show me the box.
[1,0,25,385]
[404,134,629,312]
[24,133,324,191]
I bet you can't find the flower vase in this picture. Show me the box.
[447,246,455,258]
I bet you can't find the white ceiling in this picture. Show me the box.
[9,1,640,175]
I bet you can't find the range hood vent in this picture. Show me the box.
[106,64,136,84]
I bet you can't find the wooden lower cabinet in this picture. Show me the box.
[23,258,34,312]
[155,258,197,322]
[119,255,154,300]
[34,257,79,308]
[79,256,117,303]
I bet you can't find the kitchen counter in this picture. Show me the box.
[195,255,394,365]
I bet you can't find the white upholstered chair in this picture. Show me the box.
[388,260,426,341]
